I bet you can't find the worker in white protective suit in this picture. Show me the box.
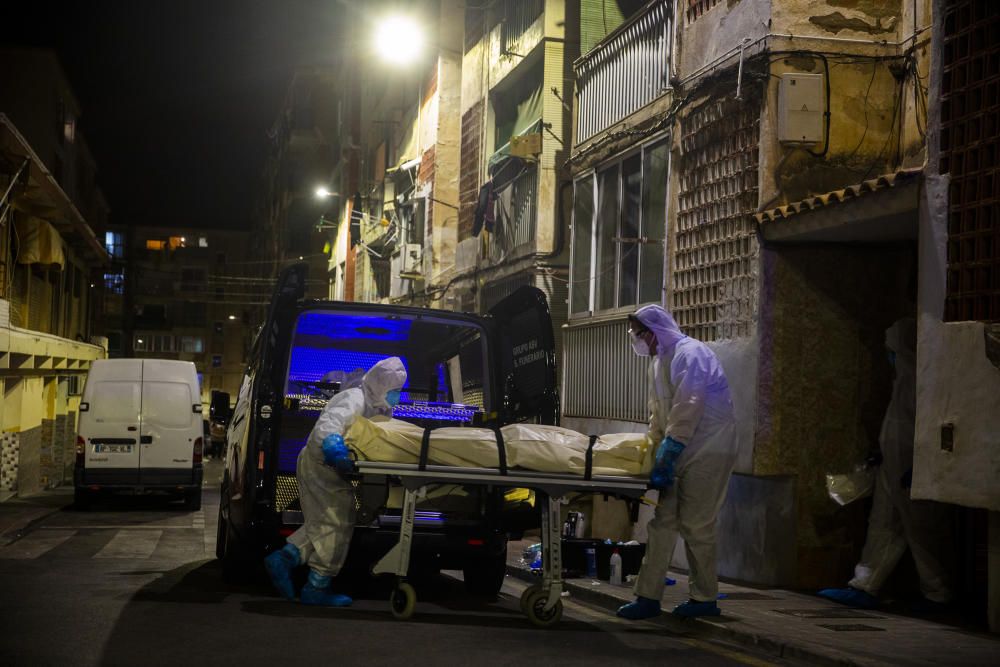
[264,357,407,606]
[616,305,737,619]
[819,318,954,610]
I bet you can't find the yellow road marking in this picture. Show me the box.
[679,638,779,667]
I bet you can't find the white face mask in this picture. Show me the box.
[630,333,651,356]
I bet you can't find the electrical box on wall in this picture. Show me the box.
[778,73,824,144]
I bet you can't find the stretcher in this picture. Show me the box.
[355,428,650,627]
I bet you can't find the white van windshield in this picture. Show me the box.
[142,382,193,428]
[91,382,141,423]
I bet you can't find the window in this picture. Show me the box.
[134,334,148,351]
[146,240,166,251]
[198,236,208,248]
[181,336,204,354]
[104,271,125,295]
[212,354,223,368]
[214,321,224,334]
[570,137,668,315]
[104,231,124,259]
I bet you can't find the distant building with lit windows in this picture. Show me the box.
[101,225,256,404]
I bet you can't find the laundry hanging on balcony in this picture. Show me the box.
[472,180,497,237]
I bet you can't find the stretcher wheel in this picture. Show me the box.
[520,584,541,616]
[390,582,416,620]
[524,588,562,628]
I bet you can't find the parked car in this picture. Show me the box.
[75,358,204,509]
[216,264,558,596]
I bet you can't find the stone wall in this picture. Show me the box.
[16,425,42,497]
[0,431,18,496]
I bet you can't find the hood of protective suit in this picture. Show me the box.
[634,305,687,354]
[362,357,408,413]
[885,317,916,374]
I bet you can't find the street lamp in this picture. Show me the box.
[315,186,336,199]
[374,14,424,65]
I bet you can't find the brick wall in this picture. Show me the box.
[459,100,484,239]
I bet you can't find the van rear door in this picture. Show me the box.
[487,286,559,425]
[138,360,199,485]
[81,361,142,484]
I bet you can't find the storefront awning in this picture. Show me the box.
[0,114,108,264]
[757,168,922,243]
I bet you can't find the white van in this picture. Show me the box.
[74,359,204,509]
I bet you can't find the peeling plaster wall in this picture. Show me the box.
[915,173,1000,511]
[772,0,904,39]
[677,0,770,79]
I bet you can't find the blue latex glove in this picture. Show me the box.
[321,434,356,475]
[650,436,685,490]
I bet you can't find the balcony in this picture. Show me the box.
[563,317,649,422]
[574,0,672,144]
[485,165,537,262]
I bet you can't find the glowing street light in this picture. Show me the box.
[315,186,336,199]
[374,15,424,65]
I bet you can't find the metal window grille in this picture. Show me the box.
[940,0,1000,322]
[487,165,537,262]
[501,0,543,55]
[575,0,672,143]
[563,318,649,422]
[687,0,721,23]
[674,93,761,341]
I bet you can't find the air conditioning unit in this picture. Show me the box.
[400,243,422,276]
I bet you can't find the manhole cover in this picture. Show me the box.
[775,608,884,619]
[721,592,780,601]
[818,623,886,632]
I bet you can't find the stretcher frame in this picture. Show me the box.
[356,459,649,626]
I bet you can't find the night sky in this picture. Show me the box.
[4,0,349,230]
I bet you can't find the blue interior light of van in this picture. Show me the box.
[294,312,412,341]
[288,348,410,386]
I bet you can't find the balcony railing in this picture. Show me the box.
[575,0,672,143]
[562,317,650,422]
[486,165,537,262]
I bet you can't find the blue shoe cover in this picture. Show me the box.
[616,596,662,620]
[672,599,721,617]
[817,587,878,609]
[300,570,352,607]
[264,543,300,601]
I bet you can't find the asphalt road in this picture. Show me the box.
[0,461,789,667]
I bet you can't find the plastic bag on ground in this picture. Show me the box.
[826,464,876,506]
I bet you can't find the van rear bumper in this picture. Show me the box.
[75,466,203,491]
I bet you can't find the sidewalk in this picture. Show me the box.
[506,538,997,667]
[0,487,73,546]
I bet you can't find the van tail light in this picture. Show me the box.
[193,437,203,464]
[76,436,85,467]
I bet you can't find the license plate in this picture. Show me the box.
[95,444,133,454]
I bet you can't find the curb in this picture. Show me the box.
[506,564,875,667]
[0,497,72,547]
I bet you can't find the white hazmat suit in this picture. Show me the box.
[847,318,953,603]
[631,305,737,604]
[287,357,407,576]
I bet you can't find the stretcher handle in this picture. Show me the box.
[585,435,597,481]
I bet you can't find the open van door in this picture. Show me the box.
[487,286,559,425]
[80,360,142,485]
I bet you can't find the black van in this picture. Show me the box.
[216,264,558,596]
